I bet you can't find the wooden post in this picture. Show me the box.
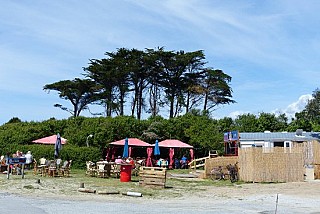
[6,164,9,179]
[21,164,25,179]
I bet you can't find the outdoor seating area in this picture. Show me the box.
[86,160,135,178]
[33,158,72,177]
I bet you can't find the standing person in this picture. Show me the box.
[180,155,188,169]
[25,151,33,170]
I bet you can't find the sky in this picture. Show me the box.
[0,0,319,125]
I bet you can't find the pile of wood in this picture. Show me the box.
[139,167,166,188]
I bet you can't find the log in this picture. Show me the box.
[78,188,96,193]
[97,190,120,195]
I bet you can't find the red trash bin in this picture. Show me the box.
[120,164,132,182]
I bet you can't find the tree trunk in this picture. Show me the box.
[186,92,190,113]
[203,92,208,111]
[131,86,139,117]
[169,96,174,118]
[137,82,144,120]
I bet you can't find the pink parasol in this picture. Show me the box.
[32,135,67,145]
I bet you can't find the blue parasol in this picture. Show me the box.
[154,139,160,156]
[122,137,129,158]
[54,133,62,159]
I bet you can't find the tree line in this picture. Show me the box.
[2,92,320,160]
[44,47,235,119]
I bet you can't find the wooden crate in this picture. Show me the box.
[139,167,166,188]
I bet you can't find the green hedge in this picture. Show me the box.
[0,144,101,169]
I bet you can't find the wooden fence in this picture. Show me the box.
[204,156,238,179]
[238,147,305,182]
[189,156,210,170]
[139,167,166,188]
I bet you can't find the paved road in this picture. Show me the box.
[0,192,319,214]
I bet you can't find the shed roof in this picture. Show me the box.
[239,132,320,142]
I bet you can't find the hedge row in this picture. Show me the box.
[0,144,101,169]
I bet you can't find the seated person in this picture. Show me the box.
[14,164,22,175]
[156,158,164,167]
[126,157,135,166]
[157,158,168,167]
[115,156,124,164]
[174,158,180,169]
[0,155,5,165]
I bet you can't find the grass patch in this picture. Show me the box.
[0,168,244,199]
[23,185,34,189]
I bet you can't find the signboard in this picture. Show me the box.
[6,157,26,179]
[224,130,239,142]
[7,157,26,165]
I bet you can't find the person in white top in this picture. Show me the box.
[25,151,33,169]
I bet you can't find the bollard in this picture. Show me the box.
[36,179,41,184]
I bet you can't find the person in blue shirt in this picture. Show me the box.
[180,155,188,169]
[174,158,180,169]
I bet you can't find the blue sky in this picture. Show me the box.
[0,0,319,125]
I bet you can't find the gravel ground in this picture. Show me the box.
[1,172,320,213]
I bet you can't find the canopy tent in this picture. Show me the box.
[109,138,151,147]
[107,138,151,160]
[158,139,193,148]
[32,135,67,145]
[157,139,194,168]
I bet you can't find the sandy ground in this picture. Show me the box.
[1,172,320,213]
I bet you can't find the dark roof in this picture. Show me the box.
[239,132,320,142]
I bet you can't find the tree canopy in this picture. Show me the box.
[44,78,100,117]
[46,47,236,119]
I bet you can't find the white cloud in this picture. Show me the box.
[273,94,312,119]
[227,111,251,119]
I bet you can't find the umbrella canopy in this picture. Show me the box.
[154,140,160,156]
[109,138,151,147]
[32,134,67,145]
[122,138,129,158]
[54,133,62,158]
[158,139,193,148]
